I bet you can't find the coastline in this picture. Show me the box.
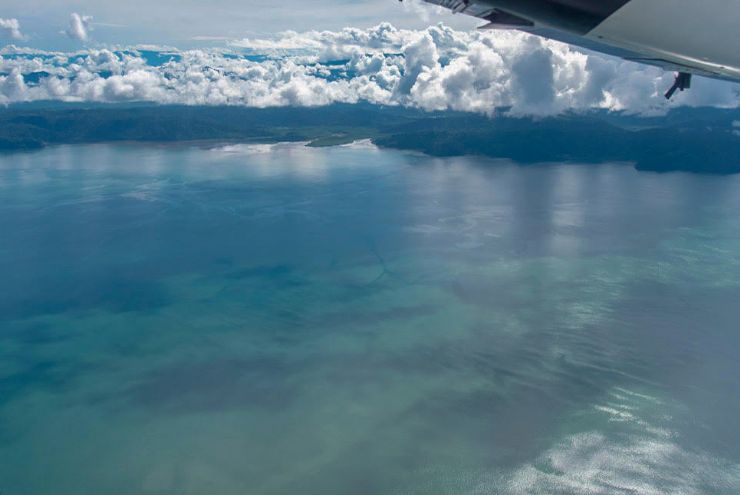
[1,104,739,174]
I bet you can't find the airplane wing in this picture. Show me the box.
[412,0,740,97]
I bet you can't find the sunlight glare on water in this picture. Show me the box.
[1,143,740,495]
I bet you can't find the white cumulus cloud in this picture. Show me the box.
[0,18,24,40]
[65,13,93,42]
[1,23,738,115]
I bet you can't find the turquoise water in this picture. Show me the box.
[1,142,740,494]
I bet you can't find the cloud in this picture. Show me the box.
[509,37,556,112]
[1,23,738,115]
[0,18,24,40]
[192,36,232,42]
[230,22,410,61]
[65,13,93,42]
[400,0,446,22]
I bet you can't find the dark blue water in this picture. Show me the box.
[1,142,739,494]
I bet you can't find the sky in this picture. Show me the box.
[1,0,476,48]
[1,1,739,115]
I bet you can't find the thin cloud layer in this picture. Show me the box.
[1,23,739,115]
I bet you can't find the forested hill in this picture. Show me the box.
[1,103,739,174]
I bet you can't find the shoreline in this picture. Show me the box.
[2,104,738,174]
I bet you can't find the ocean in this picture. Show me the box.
[1,142,739,494]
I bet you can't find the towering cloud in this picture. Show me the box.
[65,13,93,42]
[1,23,738,115]
[0,18,23,40]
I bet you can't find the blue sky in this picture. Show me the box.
[1,0,476,48]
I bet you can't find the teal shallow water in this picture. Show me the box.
[1,142,740,494]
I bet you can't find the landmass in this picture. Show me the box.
[1,103,739,173]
